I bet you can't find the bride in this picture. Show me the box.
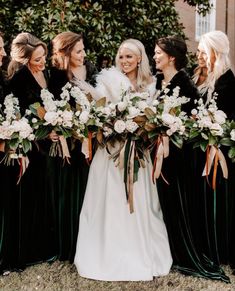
[74,38,172,281]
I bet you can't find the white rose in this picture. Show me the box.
[191,109,197,115]
[137,101,148,111]
[210,123,223,136]
[44,112,59,126]
[230,129,235,141]
[162,113,175,125]
[125,120,139,133]
[128,107,140,118]
[114,120,126,134]
[117,101,127,112]
[101,107,111,116]
[79,111,90,124]
[214,110,227,124]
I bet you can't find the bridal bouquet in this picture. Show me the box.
[61,83,108,160]
[0,94,35,182]
[98,89,153,213]
[28,87,74,161]
[187,96,228,188]
[144,86,189,180]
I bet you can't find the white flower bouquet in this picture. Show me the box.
[28,87,74,160]
[187,95,228,188]
[144,86,189,180]
[0,94,35,182]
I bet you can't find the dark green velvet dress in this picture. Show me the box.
[48,60,98,262]
[0,70,21,273]
[155,70,230,282]
[6,65,57,270]
[189,69,235,271]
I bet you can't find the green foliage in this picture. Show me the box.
[0,0,212,65]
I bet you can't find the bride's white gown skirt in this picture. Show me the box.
[74,148,172,281]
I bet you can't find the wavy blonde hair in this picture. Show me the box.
[193,30,231,98]
[115,38,153,91]
[8,32,47,79]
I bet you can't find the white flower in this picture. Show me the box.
[117,101,127,112]
[79,111,90,124]
[152,99,159,106]
[210,123,223,136]
[101,107,111,116]
[128,107,140,118]
[191,109,197,115]
[114,120,126,133]
[137,101,148,111]
[44,112,59,126]
[125,120,139,133]
[32,118,38,123]
[162,113,175,125]
[230,129,235,141]
[213,110,227,124]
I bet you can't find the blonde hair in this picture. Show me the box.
[8,32,47,79]
[115,38,153,91]
[193,30,231,98]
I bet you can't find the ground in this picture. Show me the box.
[0,261,235,291]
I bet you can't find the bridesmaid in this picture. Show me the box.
[49,31,98,262]
[7,32,57,269]
[0,32,20,273]
[192,30,235,269]
[153,35,229,282]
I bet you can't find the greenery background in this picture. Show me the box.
[0,0,212,68]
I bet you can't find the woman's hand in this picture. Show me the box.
[48,130,59,142]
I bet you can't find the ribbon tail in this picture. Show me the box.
[17,156,29,185]
[218,149,228,179]
[162,136,169,158]
[59,136,71,164]
[202,145,216,177]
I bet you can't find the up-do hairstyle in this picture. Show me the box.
[115,38,153,90]
[51,31,83,70]
[156,36,188,71]
[8,32,47,79]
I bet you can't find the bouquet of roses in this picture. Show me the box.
[0,94,35,182]
[28,87,74,161]
[61,83,109,160]
[144,86,189,181]
[96,89,153,213]
[187,95,228,188]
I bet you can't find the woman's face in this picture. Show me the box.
[118,47,140,75]
[197,43,216,69]
[70,40,86,68]
[0,36,6,67]
[28,45,46,73]
[153,45,173,71]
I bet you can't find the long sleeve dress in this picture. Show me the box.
[48,60,98,262]
[0,70,21,273]
[74,67,172,281]
[191,69,235,271]
[155,69,230,282]
[7,65,57,269]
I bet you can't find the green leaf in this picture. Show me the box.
[22,139,32,154]
[220,138,234,147]
[228,147,235,159]
[200,140,208,152]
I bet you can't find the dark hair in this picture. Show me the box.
[156,36,188,70]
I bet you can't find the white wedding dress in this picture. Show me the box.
[74,67,172,281]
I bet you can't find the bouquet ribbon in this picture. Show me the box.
[81,131,92,162]
[202,145,228,190]
[0,141,5,152]
[59,136,71,162]
[17,156,30,184]
[152,135,169,183]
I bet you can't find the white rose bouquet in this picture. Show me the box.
[61,83,108,161]
[187,95,228,189]
[144,86,189,180]
[0,94,35,182]
[27,87,74,161]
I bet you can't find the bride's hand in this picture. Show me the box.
[48,130,59,142]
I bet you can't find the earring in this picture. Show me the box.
[137,63,140,67]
